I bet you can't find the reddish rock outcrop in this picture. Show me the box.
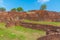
[0,11,60,40]
[0,10,60,27]
[37,33,60,40]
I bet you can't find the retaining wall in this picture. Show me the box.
[37,33,60,40]
[20,21,60,32]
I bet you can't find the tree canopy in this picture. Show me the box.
[40,4,47,10]
[11,8,17,12]
[0,7,6,11]
[17,7,24,12]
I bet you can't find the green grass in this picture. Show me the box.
[21,19,60,26]
[0,19,59,40]
[0,23,45,40]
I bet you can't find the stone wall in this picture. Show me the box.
[26,10,60,22]
[0,10,60,22]
[19,21,60,32]
[1,11,60,40]
[37,33,60,40]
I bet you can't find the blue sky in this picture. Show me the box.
[0,0,60,12]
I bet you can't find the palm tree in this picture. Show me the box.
[17,7,23,12]
[40,4,47,10]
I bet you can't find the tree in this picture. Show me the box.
[17,7,23,12]
[0,7,6,11]
[11,8,16,12]
[40,4,47,10]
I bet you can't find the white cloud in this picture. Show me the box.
[37,0,50,3]
[0,0,6,7]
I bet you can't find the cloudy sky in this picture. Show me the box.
[0,0,60,12]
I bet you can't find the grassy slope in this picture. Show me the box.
[21,19,60,26]
[0,23,45,40]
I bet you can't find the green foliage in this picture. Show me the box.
[11,7,24,12]
[0,7,6,11]
[7,33,16,39]
[40,4,47,10]
[11,8,17,12]
[17,7,24,12]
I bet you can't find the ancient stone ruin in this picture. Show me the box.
[0,10,60,40]
[20,22,60,40]
[0,10,60,24]
[37,33,60,40]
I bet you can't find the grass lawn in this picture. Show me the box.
[21,19,60,26]
[0,23,45,40]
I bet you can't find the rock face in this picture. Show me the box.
[37,33,60,40]
[27,10,60,22]
[20,21,60,32]
[0,10,60,27]
[0,10,60,22]
[0,11,60,40]
[17,21,60,40]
